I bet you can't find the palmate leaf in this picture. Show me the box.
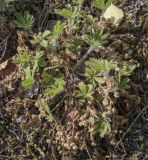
[46,78,65,97]
[31,30,50,48]
[32,51,44,75]
[85,67,105,85]
[83,28,108,48]
[115,77,129,90]
[85,58,116,74]
[76,82,94,103]
[22,63,35,89]
[55,8,74,19]
[41,71,53,87]
[94,117,111,138]
[14,11,34,30]
[49,21,65,44]
[119,63,136,77]
[15,50,30,64]
[92,0,105,10]
[22,77,35,90]
[42,30,51,38]
[66,38,83,56]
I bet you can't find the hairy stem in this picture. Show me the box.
[76,46,95,67]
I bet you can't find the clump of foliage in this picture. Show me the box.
[0,0,13,12]
[14,11,34,30]
[15,50,45,89]
[14,0,137,145]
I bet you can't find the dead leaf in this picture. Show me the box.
[0,59,16,79]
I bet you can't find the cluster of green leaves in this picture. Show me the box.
[43,73,65,97]
[14,11,34,31]
[15,50,65,96]
[115,63,136,89]
[31,21,65,52]
[0,0,13,12]
[83,28,108,48]
[13,0,134,139]
[76,58,135,104]
[94,116,111,137]
[15,50,45,89]
[85,58,116,85]
[31,30,51,48]
[76,82,94,103]
[55,2,83,34]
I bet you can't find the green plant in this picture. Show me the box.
[49,21,65,53]
[55,5,81,34]
[92,0,112,11]
[15,51,45,89]
[94,116,111,137]
[83,28,108,48]
[31,30,51,48]
[45,77,65,97]
[115,63,136,89]
[14,11,34,31]
[77,28,108,66]
[76,82,94,103]
[115,77,129,90]
[66,37,83,56]
[38,98,56,122]
[31,21,64,51]
[85,58,116,85]
[0,0,13,12]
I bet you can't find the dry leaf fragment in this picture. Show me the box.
[0,59,16,79]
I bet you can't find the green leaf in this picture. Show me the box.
[23,63,32,79]
[66,38,82,56]
[116,77,129,90]
[22,77,35,90]
[76,82,94,103]
[83,28,108,47]
[14,11,34,30]
[32,51,44,74]
[94,117,111,138]
[85,58,115,74]
[85,67,105,85]
[72,0,84,5]
[0,0,13,12]
[92,0,112,11]
[40,39,48,48]
[15,50,30,64]
[38,98,50,114]
[38,98,56,122]
[41,71,53,87]
[55,8,74,19]
[92,0,106,11]
[46,78,65,97]
[42,30,51,38]
[119,63,136,77]
[49,21,65,43]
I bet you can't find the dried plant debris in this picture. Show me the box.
[0,0,148,160]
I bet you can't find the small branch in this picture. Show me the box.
[76,46,95,67]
